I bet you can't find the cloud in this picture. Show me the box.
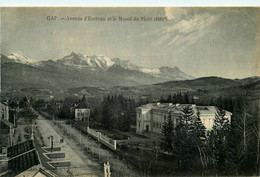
[155,11,220,53]
[164,7,188,20]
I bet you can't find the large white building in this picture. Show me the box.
[136,103,232,134]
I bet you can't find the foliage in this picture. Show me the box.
[208,108,230,175]
[101,94,136,131]
[160,92,190,104]
[174,106,203,172]
[160,112,174,154]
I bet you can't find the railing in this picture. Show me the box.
[87,127,117,150]
[87,128,99,138]
[70,122,117,150]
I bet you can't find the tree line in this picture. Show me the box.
[160,97,260,176]
[101,94,137,131]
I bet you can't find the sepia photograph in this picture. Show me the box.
[0,6,260,177]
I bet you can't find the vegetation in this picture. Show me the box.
[160,112,174,154]
[25,85,259,176]
[159,96,260,176]
[101,94,136,131]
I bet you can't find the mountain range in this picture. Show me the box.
[1,52,194,91]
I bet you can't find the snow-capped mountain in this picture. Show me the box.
[8,53,38,65]
[55,52,115,71]
[53,52,194,80]
[2,52,194,89]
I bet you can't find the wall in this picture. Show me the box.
[75,108,90,121]
[0,103,9,121]
[87,127,117,150]
[136,108,152,133]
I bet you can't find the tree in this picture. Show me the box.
[192,111,209,174]
[160,112,174,154]
[208,108,230,175]
[102,95,112,129]
[174,106,200,172]
[184,93,189,104]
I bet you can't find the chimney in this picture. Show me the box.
[50,136,53,149]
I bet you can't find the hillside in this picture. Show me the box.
[1,53,194,94]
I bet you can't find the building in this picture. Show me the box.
[2,140,58,177]
[1,101,9,121]
[70,95,90,122]
[70,101,90,122]
[0,119,14,147]
[136,103,232,134]
[74,102,90,122]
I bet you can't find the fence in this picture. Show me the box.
[87,127,117,150]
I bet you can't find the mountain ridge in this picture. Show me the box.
[5,52,194,80]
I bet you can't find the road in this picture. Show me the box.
[34,113,103,177]
[33,111,139,177]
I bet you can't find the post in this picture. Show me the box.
[98,132,101,141]
[88,116,89,128]
[14,114,16,128]
[31,124,34,140]
[9,127,13,146]
[114,140,117,150]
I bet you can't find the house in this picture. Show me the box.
[0,119,14,148]
[70,95,90,122]
[1,101,9,121]
[136,102,232,134]
[74,102,90,122]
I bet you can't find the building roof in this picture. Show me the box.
[34,143,55,171]
[8,149,40,174]
[0,120,12,130]
[6,140,56,176]
[7,140,34,158]
[137,103,232,116]
[1,101,8,107]
[74,101,88,109]
[0,119,13,129]
[15,164,57,177]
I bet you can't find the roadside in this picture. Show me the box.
[52,120,139,177]
[34,113,103,177]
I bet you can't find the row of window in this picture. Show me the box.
[153,122,162,129]
[201,118,213,127]
[77,112,88,117]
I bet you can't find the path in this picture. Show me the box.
[34,114,103,177]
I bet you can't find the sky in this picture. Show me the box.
[1,7,260,79]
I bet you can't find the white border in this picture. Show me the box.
[1,0,260,7]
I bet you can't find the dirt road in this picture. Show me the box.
[33,109,140,177]
[34,114,103,177]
